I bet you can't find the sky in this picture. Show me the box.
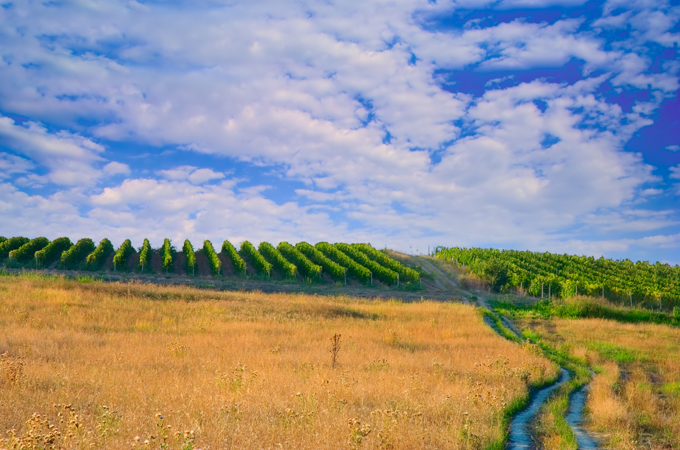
[0,0,679,264]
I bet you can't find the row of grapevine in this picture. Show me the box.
[36,237,72,267]
[353,243,420,283]
[203,240,222,275]
[241,241,271,275]
[161,239,174,273]
[435,246,680,307]
[278,242,321,278]
[9,237,49,262]
[335,243,398,285]
[0,237,30,260]
[315,242,371,283]
[62,239,96,269]
[112,239,135,271]
[222,240,246,274]
[259,242,297,277]
[137,239,152,272]
[184,240,197,276]
[296,242,345,281]
[86,239,114,269]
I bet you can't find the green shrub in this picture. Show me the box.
[61,238,95,269]
[85,239,114,270]
[9,237,50,262]
[259,242,297,277]
[35,237,72,267]
[203,240,222,276]
[222,240,246,274]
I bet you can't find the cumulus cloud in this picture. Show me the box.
[666,145,680,152]
[0,0,678,261]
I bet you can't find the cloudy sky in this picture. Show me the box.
[0,0,679,263]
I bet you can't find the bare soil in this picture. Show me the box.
[150,251,162,274]
[195,250,212,277]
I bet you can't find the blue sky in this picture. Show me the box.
[0,0,679,264]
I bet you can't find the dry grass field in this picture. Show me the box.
[0,274,556,450]
[522,316,680,449]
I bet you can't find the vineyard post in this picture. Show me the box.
[602,286,604,299]
[397,273,399,288]
[541,283,544,299]
[548,283,551,299]
[630,291,632,308]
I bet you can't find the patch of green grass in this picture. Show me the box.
[493,299,679,327]
[662,382,680,397]
[587,342,641,363]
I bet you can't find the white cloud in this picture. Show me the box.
[157,166,226,185]
[0,116,104,185]
[666,145,680,152]
[670,165,680,180]
[0,153,35,178]
[103,161,131,176]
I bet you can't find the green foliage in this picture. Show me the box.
[494,298,680,327]
[136,239,152,272]
[315,242,370,283]
[240,241,271,276]
[183,239,197,276]
[112,239,135,271]
[222,240,246,274]
[437,246,680,308]
[61,238,95,269]
[203,240,222,276]
[335,243,398,285]
[587,342,641,363]
[85,238,114,270]
[353,244,420,283]
[296,242,345,281]
[0,237,30,260]
[160,239,174,273]
[259,242,297,277]
[0,237,6,245]
[278,242,321,278]
[35,237,72,267]
[9,237,50,262]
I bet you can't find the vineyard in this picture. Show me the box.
[0,236,420,288]
[436,246,680,309]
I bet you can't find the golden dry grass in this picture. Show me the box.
[0,275,556,450]
[525,318,680,450]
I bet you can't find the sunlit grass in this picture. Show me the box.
[0,274,556,449]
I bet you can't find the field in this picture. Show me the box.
[517,311,680,449]
[0,274,556,450]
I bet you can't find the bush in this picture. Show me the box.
[203,240,222,276]
[85,239,114,270]
[35,237,72,267]
[183,239,197,276]
[61,238,95,269]
[9,237,50,263]
[278,242,321,278]
[222,240,246,274]
[240,241,271,276]
[137,239,152,272]
[112,239,135,271]
[259,242,297,278]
